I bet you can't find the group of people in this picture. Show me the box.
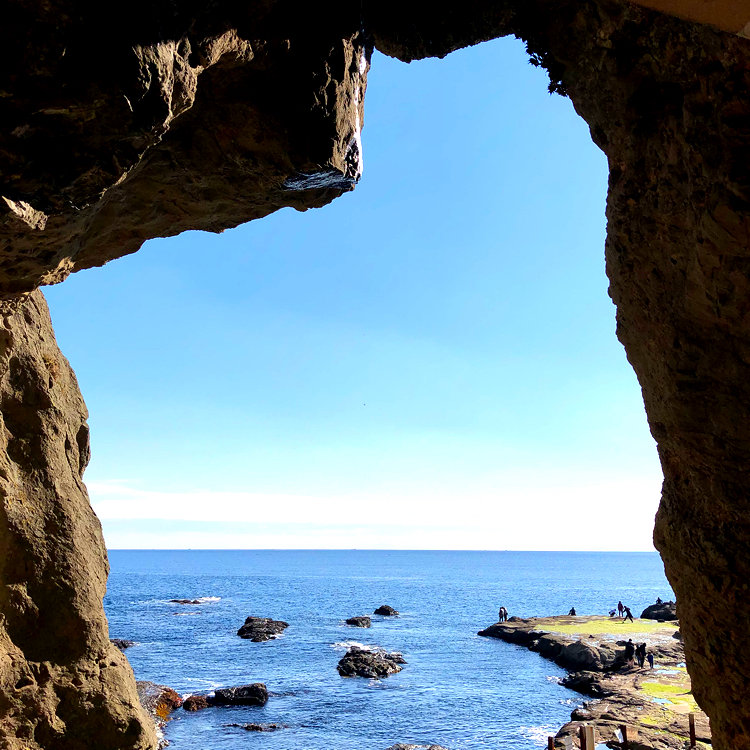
[624,638,653,669]
[497,606,508,622]
[609,600,634,622]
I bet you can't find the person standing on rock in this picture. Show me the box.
[497,606,508,622]
[623,606,634,622]
[568,607,576,616]
[647,651,654,669]
[617,601,624,617]
[624,639,635,668]
[636,642,646,668]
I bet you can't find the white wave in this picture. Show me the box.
[183,678,223,689]
[330,640,375,651]
[546,675,563,684]
[520,725,560,745]
[196,596,221,603]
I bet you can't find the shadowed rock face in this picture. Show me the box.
[0,2,749,749]
[0,291,154,749]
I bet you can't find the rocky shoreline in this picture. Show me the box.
[479,615,710,749]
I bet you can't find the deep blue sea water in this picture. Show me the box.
[106,550,672,750]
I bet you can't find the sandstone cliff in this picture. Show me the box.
[0,292,154,750]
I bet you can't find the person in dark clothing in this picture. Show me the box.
[617,601,624,617]
[656,597,663,605]
[636,643,646,668]
[623,606,634,622]
[498,606,508,622]
[624,639,635,667]
[568,607,576,616]
[647,652,654,669]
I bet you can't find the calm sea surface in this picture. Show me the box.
[106,550,672,750]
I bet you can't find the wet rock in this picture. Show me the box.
[237,616,289,641]
[641,601,678,621]
[337,646,405,678]
[171,599,202,604]
[374,605,399,616]
[224,723,285,731]
[110,639,137,651]
[137,681,184,719]
[209,683,269,706]
[385,745,449,750]
[561,672,607,698]
[183,695,210,711]
[346,616,372,627]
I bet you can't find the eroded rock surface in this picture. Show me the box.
[337,645,406,678]
[641,602,678,621]
[346,616,372,627]
[0,291,154,750]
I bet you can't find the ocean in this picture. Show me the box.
[106,550,672,750]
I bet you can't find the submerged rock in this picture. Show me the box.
[641,601,678,621]
[237,616,290,641]
[385,745,449,750]
[209,683,269,706]
[337,646,405,678]
[374,605,399,616]
[346,616,372,627]
[171,598,202,604]
[224,723,285,732]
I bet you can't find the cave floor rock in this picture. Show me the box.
[479,615,710,749]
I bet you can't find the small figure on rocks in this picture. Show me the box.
[624,639,635,667]
[647,651,654,669]
[623,606,634,622]
[656,596,663,605]
[609,609,616,617]
[636,642,646,668]
[617,601,624,617]
[568,607,576,616]
[498,606,508,622]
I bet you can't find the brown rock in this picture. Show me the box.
[0,292,155,749]
[183,694,210,712]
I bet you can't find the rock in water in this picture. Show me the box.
[346,616,372,627]
[209,683,269,706]
[374,605,399,616]
[224,723,285,731]
[111,638,137,650]
[183,694,210,711]
[137,681,184,719]
[385,745,449,750]
[171,598,202,604]
[641,601,678,621]
[237,616,290,641]
[337,646,406,678]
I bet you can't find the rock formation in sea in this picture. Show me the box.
[346,616,372,627]
[374,605,399,616]
[182,695,210,712]
[0,3,749,748]
[337,646,406,678]
[237,616,290,641]
[209,684,269,706]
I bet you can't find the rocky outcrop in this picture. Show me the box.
[0,291,155,750]
[641,601,678,621]
[385,745,449,750]
[374,605,399,616]
[210,683,269,706]
[170,599,201,605]
[345,616,372,627]
[111,639,137,651]
[182,695,209,712]
[237,616,289,641]
[337,646,406,678]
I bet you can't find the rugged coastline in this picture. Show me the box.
[479,615,710,749]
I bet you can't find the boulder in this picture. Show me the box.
[374,605,399,616]
[337,646,406,678]
[346,616,372,628]
[136,681,184,718]
[110,639,137,651]
[209,683,269,706]
[641,601,678,621]
[183,695,210,711]
[237,616,289,641]
[559,640,618,671]
[561,672,607,697]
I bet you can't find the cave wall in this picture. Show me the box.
[0,292,154,749]
[1,1,750,749]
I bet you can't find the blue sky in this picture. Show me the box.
[45,38,663,550]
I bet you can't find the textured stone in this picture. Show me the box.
[337,646,405,678]
[0,291,154,750]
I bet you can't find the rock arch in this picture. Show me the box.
[0,1,748,748]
